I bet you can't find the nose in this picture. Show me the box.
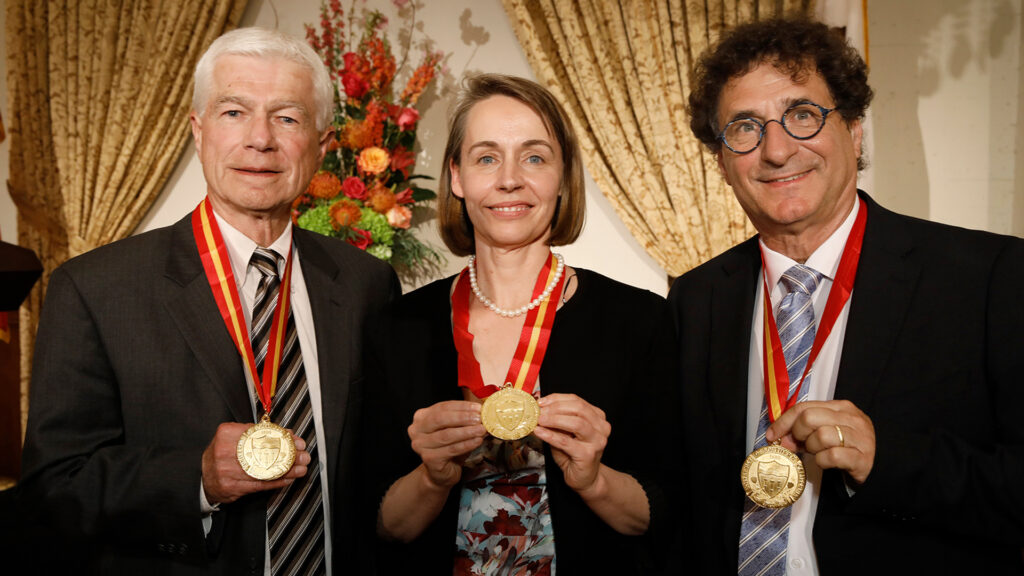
[759,119,798,166]
[245,116,275,152]
[497,159,523,192]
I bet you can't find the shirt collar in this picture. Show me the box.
[211,210,293,283]
[759,198,860,291]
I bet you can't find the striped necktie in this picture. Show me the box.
[250,248,326,576]
[738,264,822,576]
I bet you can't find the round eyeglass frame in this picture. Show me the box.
[718,102,836,154]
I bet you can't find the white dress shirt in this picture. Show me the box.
[745,199,859,575]
[200,212,333,575]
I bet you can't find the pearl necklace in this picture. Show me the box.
[468,253,565,318]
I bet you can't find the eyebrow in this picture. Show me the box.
[725,97,821,124]
[213,96,311,117]
[465,139,556,154]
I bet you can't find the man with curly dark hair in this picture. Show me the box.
[670,17,1024,576]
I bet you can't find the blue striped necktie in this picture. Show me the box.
[738,264,822,576]
[250,248,326,576]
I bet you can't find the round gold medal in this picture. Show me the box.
[236,415,296,481]
[481,387,540,441]
[740,444,806,508]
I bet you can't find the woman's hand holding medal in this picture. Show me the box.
[408,400,487,490]
[533,393,611,494]
[767,399,876,485]
[201,422,311,505]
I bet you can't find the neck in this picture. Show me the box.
[759,192,857,263]
[209,199,290,247]
[472,242,553,309]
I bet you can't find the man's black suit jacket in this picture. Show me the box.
[19,213,398,574]
[669,192,1024,574]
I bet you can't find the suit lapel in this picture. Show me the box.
[293,230,350,489]
[709,238,762,459]
[835,192,921,410]
[163,215,253,422]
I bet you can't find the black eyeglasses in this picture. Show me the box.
[718,102,835,154]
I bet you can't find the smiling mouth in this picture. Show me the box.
[235,168,281,175]
[764,171,809,184]
[490,205,531,215]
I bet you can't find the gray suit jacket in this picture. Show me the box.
[20,213,398,574]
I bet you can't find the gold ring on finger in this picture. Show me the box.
[835,424,845,448]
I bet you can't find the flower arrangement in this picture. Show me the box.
[297,0,444,278]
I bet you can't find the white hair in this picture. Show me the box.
[192,27,334,131]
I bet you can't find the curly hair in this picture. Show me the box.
[688,18,873,169]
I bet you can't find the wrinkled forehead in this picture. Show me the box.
[717,59,829,122]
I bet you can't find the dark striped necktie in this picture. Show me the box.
[249,247,326,576]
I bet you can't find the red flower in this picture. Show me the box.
[482,509,527,535]
[347,228,372,250]
[393,188,414,205]
[395,107,419,131]
[390,145,416,179]
[342,71,369,100]
[342,176,367,200]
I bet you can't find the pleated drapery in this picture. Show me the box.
[501,0,815,277]
[6,0,249,438]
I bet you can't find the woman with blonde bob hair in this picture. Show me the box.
[362,74,679,575]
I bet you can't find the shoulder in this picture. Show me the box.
[669,236,760,298]
[398,274,457,310]
[55,219,184,289]
[570,268,668,320]
[863,195,1024,269]
[294,227,395,281]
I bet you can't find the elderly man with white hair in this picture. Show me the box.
[20,27,397,575]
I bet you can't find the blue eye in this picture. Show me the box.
[478,156,496,165]
[526,155,544,164]
[225,110,241,118]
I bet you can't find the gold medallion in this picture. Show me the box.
[236,415,296,480]
[740,444,806,508]
[481,387,540,441]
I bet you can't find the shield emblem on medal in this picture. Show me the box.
[495,396,526,430]
[252,431,282,468]
[757,460,790,498]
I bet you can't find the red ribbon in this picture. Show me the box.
[761,197,867,422]
[452,253,565,399]
[191,198,294,416]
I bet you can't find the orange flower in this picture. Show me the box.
[365,181,397,213]
[358,146,391,175]
[329,199,362,229]
[365,37,397,93]
[306,172,343,199]
[401,53,441,105]
[339,101,385,149]
[386,205,412,229]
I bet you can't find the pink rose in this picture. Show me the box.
[395,107,419,131]
[342,176,367,200]
[386,205,413,229]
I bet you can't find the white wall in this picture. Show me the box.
[870,0,1024,235]
[3,1,1023,289]
[135,0,669,295]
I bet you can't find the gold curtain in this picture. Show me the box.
[501,0,815,277]
[6,0,249,438]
